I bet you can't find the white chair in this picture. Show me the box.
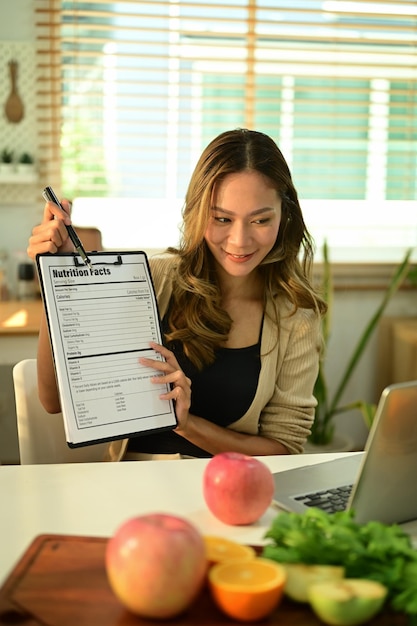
[13,359,109,464]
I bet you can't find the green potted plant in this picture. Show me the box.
[0,148,14,175]
[309,242,413,448]
[17,152,35,176]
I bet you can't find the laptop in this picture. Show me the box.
[273,380,417,524]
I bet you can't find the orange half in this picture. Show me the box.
[203,536,256,566]
[208,557,287,622]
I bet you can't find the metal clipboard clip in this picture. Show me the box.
[73,255,123,267]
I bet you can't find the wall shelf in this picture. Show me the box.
[0,41,38,204]
[0,170,37,184]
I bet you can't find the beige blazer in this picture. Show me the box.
[106,254,321,461]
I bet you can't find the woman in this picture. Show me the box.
[28,129,326,460]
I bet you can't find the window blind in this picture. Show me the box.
[35,0,417,206]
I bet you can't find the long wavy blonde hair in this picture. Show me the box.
[165,128,327,369]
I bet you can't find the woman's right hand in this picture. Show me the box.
[27,199,74,261]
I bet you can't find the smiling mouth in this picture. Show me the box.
[226,251,255,260]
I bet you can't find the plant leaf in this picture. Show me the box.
[311,246,413,444]
[328,248,413,415]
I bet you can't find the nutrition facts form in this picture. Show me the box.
[36,252,177,447]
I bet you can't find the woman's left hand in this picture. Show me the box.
[139,342,192,431]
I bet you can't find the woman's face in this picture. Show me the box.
[204,170,282,280]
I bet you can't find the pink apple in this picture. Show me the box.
[105,513,207,619]
[203,452,275,525]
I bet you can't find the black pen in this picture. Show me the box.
[42,186,93,270]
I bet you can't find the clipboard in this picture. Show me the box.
[36,251,177,448]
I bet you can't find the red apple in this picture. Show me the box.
[203,452,274,525]
[105,513,207,619]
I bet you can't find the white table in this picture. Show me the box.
[1,453,417,586]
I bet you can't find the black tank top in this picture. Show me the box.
[127,314,262,457]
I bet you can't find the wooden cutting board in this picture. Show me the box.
[0,535,409,626]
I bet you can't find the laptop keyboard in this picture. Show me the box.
[294,484,353,513]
